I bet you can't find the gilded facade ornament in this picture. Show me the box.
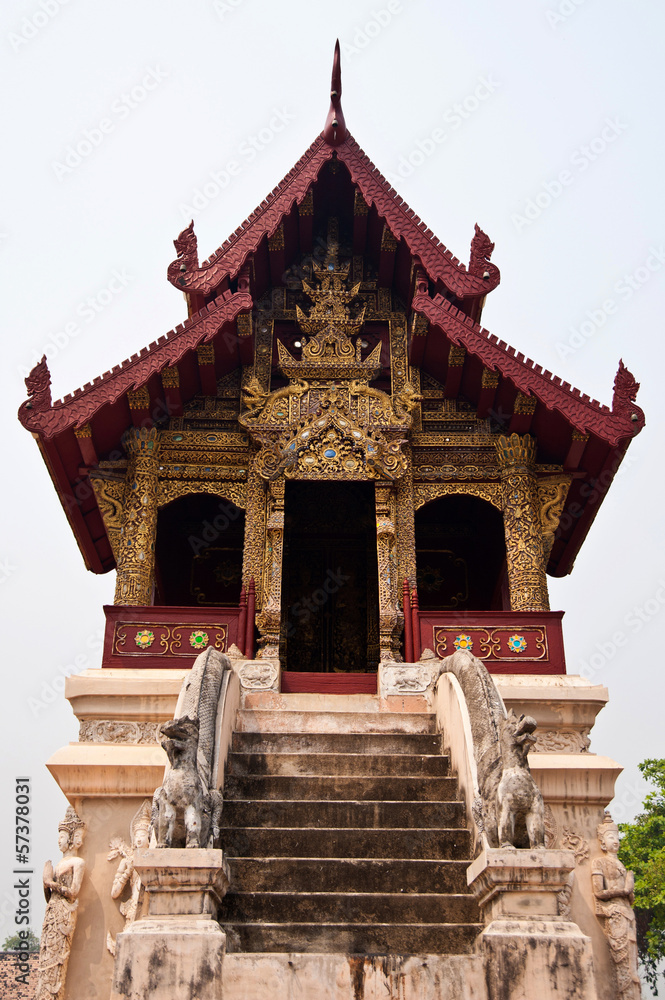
[448,345,466,367]
[514,392,537,415]
[256,479,284,657]
[113,427,160,606]
[196,343,215,365]
[241,257,416,486]
[155,480,246,510]
[538,476,572,561]
[90,474,125,562]
[413,482,502,512]
[160,366,180,388]
[242,455,268,607]
[127,386,149,410]
[495,433,550,612]
[375,482,401,660]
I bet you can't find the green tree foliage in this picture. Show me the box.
[619,759,665,995]
[2,928,39,952]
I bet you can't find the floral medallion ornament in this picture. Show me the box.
[454,634,473,652]
[135,630,155,650]
[508,634,527,654]
[189,630,209,650]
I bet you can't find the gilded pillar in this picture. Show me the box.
[375,482,401,661]
[255,478,285,658]
[242,452,268,603]
[113,427,160,606]
[495,433,550,612]
[395,449,417,589]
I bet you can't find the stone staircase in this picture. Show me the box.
[218,694,482,957]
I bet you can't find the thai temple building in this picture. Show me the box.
[20,44,645,1000]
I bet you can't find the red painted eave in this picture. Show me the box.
[412,290,645,448]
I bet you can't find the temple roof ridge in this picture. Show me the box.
[167,132,498,301]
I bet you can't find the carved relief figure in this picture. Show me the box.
[35,807,86,1000]
[592,813,641,1000]
[106,801,152,956]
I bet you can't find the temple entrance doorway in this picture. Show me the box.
[280,481,379,681]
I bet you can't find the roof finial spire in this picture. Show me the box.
[323,40,347,146]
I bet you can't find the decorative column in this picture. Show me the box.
[495,433,549,612]
[242,452,267,603]
[375,482,401,661]
[395,450,417,588]
[114,427,160,606]
[255,478,285,658]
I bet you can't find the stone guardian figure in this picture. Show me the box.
[35,806,86,1000]
[591,812,641,1000]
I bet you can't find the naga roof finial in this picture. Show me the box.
[323,40,347,146]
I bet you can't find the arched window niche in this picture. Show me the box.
[154,493,245,607]
[414,494,508,612]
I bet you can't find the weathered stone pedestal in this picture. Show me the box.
[468,848,598,1000]
[110,848,229,1000]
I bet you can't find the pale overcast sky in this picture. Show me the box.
[1,0,663,939]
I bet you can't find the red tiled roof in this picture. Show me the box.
[166,133,500,300]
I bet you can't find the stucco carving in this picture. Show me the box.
[439,649,545,849]
[79,720,161,744]
[106,801,152,956]
[562,826,590,865]
[533,728,591,753]
[592,812,641,1000]
[151,647,228,849]
[237,659,279,690]
[35,807,86,1000]
[381,664,432,694]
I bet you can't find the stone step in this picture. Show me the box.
[227,858,470,894]
[235,710,436,735]
[221,798,466,830]
[221,952,484,1000]
[223,774,458,802]
[232,731,442,755]
[226,751,449,778]
[221,890,479,924]
[222,920,482,955]
[222,827,471,860]
[241,692,384,713]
